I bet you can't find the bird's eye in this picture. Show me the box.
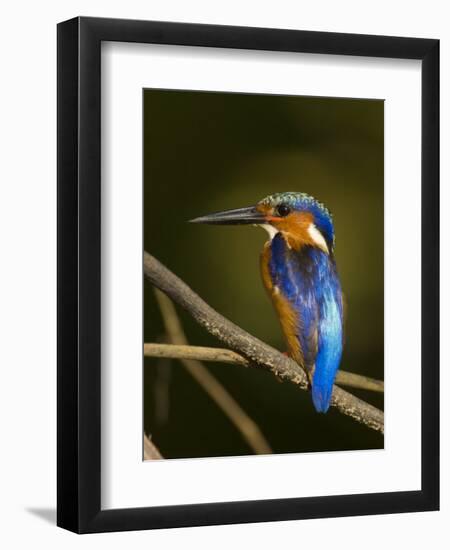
[276,204,291,217]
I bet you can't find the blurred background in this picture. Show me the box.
[143,89,384,459]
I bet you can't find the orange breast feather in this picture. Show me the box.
[260,242,304,367]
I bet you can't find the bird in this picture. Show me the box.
[189,192,344,413]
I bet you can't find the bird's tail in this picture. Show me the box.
[311,353,340,413]
[311,372,334,413]
[311,296,343,413]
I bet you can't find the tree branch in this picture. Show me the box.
[153,289,272,455]
[144,343,384,393]
[143,433,163,460]
[144,251,384,434]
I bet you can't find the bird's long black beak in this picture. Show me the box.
[189,205,266,225]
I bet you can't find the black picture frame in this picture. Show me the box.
[57,16,439,533]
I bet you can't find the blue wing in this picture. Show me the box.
[269,234,343,412]
[312,274,343,413]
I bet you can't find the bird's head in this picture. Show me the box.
[190,192,335,254]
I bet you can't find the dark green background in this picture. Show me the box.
[143,89,384,458]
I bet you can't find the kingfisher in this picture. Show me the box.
[190,192,344,413]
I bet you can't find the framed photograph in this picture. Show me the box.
[57,16,439,533]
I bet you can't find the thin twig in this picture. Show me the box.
[143,433,163,460]
[144,343,384,393]
[144,251,384,434]
[335,369,384,393]
[154,289,272,455]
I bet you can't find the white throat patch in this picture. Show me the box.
[256,222,329,253]
[258,224,278,240]
[308,224,329,254]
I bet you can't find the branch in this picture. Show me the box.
[144,343,384,393]
[153,289,272,455]
[144,251,384,434]
[143,433,163,460]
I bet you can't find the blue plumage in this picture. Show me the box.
[269,234,343,412]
